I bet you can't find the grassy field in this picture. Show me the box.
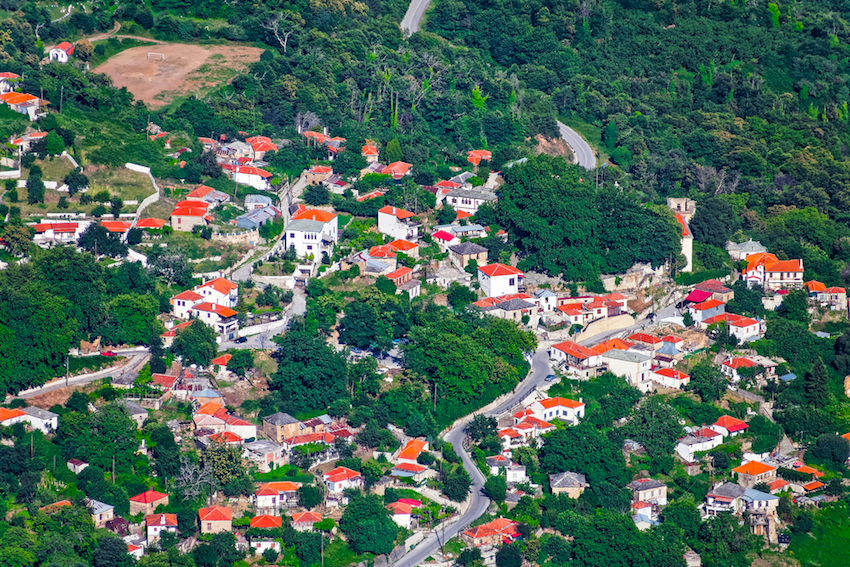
[254,465,313,484]
[323,539,373,567]
[87,167,156,202]
[90,37,158,67]
[22,157,76,181]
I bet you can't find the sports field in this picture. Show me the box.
[94,43,263,108]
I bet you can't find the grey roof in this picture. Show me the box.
[398,278,421,291]
[627,478,666,491]
[286,218,325,232]
[22,406,58,420]
[194,388,221,398]
[449,224,485,234]
[677,435,711,447]
[366,258,392,272]
[449,242,488,256]
[727,239,767,254]
[550,471,589,489]
[492,298,536,312]
[245,194,272,205]
[264,412,298,426]
[657,342,680,356]
[743,488,779,503]
[708,483,747,499]
[236,205,280,227]
[602,349,651,363]
[450,171,474,184]
[223,141,251,152]
[117,400,147,415]
[243,439,281,454]
[535,289,557,298]
[486,456,511,467]
[779,372,797,381]
[85,498,114,515]
[445,188,497,201]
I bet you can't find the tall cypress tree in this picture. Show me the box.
[805,357,830,407]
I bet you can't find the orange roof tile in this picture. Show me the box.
[765,259,803,273]
[387,501,413,514]
[198,506,231,522]
[628,333,662,344]
[384,161,412,176]
[398,439,427,461]
[130,490,168,504]
[173,289,203,301]
[192,302,238,318]
[324,467,361,483]
[389,239,418,252]
[386,267,413,280]
[137,218,167,229]
[393,462,427,473]
[654,368,689,380]
[805,280,826,292]
[146,513,178,527]
[250,514,282,528]
[538,397,584,409]
[714,415,748,432]
[211,354,232,367]
[552,340,594,360]
[723,358,756,369]
[292,205,336,223]
[361,144,379,156]
[0,408,25,422]
[378,205,415,219]
[209,431,242,444]
[691,299,724,311]
[257,481,301,494]
[732,461,775,476]
[803,481,825,491]
[198,277,238,295]
[369,245,396,258]
[101,221,132,233]
[292,512,322,524]
[356,190,385,202]
[171,205,209,218]
[197,402,224,415]
[676,214,690,237]
[186,185,216,199]
[825,287,846,294]
[769,479,789,491]
[478,263,522,277]
[794,465,825,478]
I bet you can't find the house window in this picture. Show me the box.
[290,233,295,238]
[509,278,515,286]
[207,523,212,531]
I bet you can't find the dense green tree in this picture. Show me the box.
[375,276,397,295]
[226,349,253,377]
[303,184,330,205]
[805,357,830,408]
[172,321,218,367]
[540,424,630,487]
[483,475,507,503]
[78,223,128,258]
[101,294,161,345]
[150,423,180,479]
[63,169,89,197]
[495,545,522,567]
[467,414,497,442]
[92,537,134,567]
[687,360,726,403]
[56,403,139,473]
[689,198,739,248]
[778,289,811,324]
[339,494,398,555]
[442,465,472,502]
[270,331,348,413]
[447,283,478,309]
[298,484,323,509]
[810,434,850,466]
[620,398,683,457]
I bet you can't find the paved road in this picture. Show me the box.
[392,347,552,567]
[400,0,431,33]
[557,121,596,170]
[10,350,149,400]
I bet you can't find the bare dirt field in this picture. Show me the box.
[94,43,264,109]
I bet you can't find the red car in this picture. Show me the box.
[101,351,117,357]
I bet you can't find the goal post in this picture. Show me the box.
[147,52,165,61]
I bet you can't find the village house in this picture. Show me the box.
[702,483,747,517]
[170,201,209,232]
[85,499,114,528]
[245,194,273,211]
[397,439,428,465]
[146,513,178,543]
[461,517,519,548]
[743,253,804,290]
[694,279,735,303]
[185,185,230,207]
[130,490,169,516]
[385,267,421,298]
[222,164,273,190]
[32,221,88,247]
[627,478,668,506]
[549,471,589,498]
[254,481,301,514]
[20,406,58,433]
[244,516,283,554]
[732,461,777,489]
[246,136,278,160]
[467,149,492,166]
[190,302,239,341]
[478,263,524,297]
[711,415,749,438]
[199,506,232,534]
[285,206,338,259]
[652,368,690,389]
[727,239,768,261]
[521,396,586,425]
[49,41,74,63]
[701,312,761,342]
[0,92,49,121]
[391,462,429,481]
[815,284,848,311]
[262,413,301,443]
[444,187,497,215]
[306,165,334,185]
[721,357,759,383]
[0,71,20,94]
[550,340,600,379]
[485,456,527,483]
[361,143,379,163]
[383,161,413,180]
[675,427,723,462]
[242,440,285,473]
[602,349,653,392]
[675,213,693,273]
[67,459,88,474]
[173,276,239,312]
[687,299,726,323]
[324,466,364,493]
[498,416,554,452]
[377,206,420,241]
[118,400,148,429]
[291,512,322,532]
[473,294,537,323]
[235,205,281,231]
[11,131,46,152]
[387,500,417,529]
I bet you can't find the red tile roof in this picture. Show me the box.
[386,267,413,281]
[467,149,492,166]
[691,299,724,311]
[369,245,396,258]
[250,514,282,528]
[55,41,74,53]
[151,374,177,389]
[431,230,455,241]
[146,513,177,527]
[378,205,415,219]
[356,190,385,202]
[211,354,232,367]
[803,481,825,491]
[538,397,584,409]
[197,402,224,415]
[389,239,418,252]
[805,280,826,292]
[173,289,203,301]
[723,357,756,369]
[256,481,301,494]
[714,415,748,432]
[552,340,594,360]
[198,506,232,522]
[192,302,238,318]
[628,333,662,344]
[292,511,322,524]
[361,144,379,156]
[0,408,25,422]
[676,213,690,237]
[398,439,427,461]
[209,431,243,444]
[101,221,132,233]
[732,461,776,476]
[130,490,168,504]
[171,205,209,218]
[324,467,361,483]
[478,263,522,277]
[292,205,336,223]
[136,218,167,229]
[393,462,427,473]
[654,368,689,380]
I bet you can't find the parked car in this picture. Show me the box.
[235,336,248,344]
[545,374,557,382]
[101,351,117,357]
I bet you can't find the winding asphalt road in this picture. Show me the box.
[557,121,596,170]
[392,348,553,567]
